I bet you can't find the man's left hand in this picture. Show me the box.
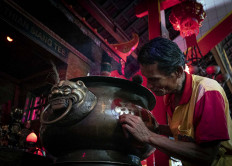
[119,114,152,143]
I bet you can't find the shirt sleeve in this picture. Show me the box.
[193,90,229,144]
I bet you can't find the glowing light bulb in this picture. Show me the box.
[6,36,13,42]
[184,64,190,74]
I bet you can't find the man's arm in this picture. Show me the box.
[157,124,173,137]
[148,132,220,165]
[119,114,220,165]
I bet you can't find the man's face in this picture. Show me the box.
[140,63,179,96]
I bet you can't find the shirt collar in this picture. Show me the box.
[179,72,192,105]
[164,72,192,106]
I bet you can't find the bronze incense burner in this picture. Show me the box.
[40,76,158,166]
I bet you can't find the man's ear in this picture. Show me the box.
[175,66,184,78]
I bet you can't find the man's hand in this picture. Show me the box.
[119,114,152,143]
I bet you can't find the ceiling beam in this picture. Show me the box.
[135,0,181,18]
[113,2,135,20]
[125,18,141,32]
[76,0,138,59]
[77,0,130,42]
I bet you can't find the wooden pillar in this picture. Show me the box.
[147,1,161,165]
[147,1,161,161]
[148,0,161,40]
[211,47,232,92]
[136,1,165,166]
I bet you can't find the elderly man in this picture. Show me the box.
[119,37,232,166]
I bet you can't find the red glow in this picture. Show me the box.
[82,152,86,158]
[34,148,43,156]
[136,11,148,18]
[37,150,43,156]
[26,132,37,143]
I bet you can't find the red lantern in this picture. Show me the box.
[215,73,230,83]
[169,0,206,66]
[26,132,37,143]
[169,0,206,38]
[206,65,220,75]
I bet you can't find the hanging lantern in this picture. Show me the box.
[169,0,206,65]
[206,65,220,75]
[169,0,206,38]
[215,73,230,83]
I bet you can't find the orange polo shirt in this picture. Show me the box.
[160,72,232,166]
[164,72,230,143]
